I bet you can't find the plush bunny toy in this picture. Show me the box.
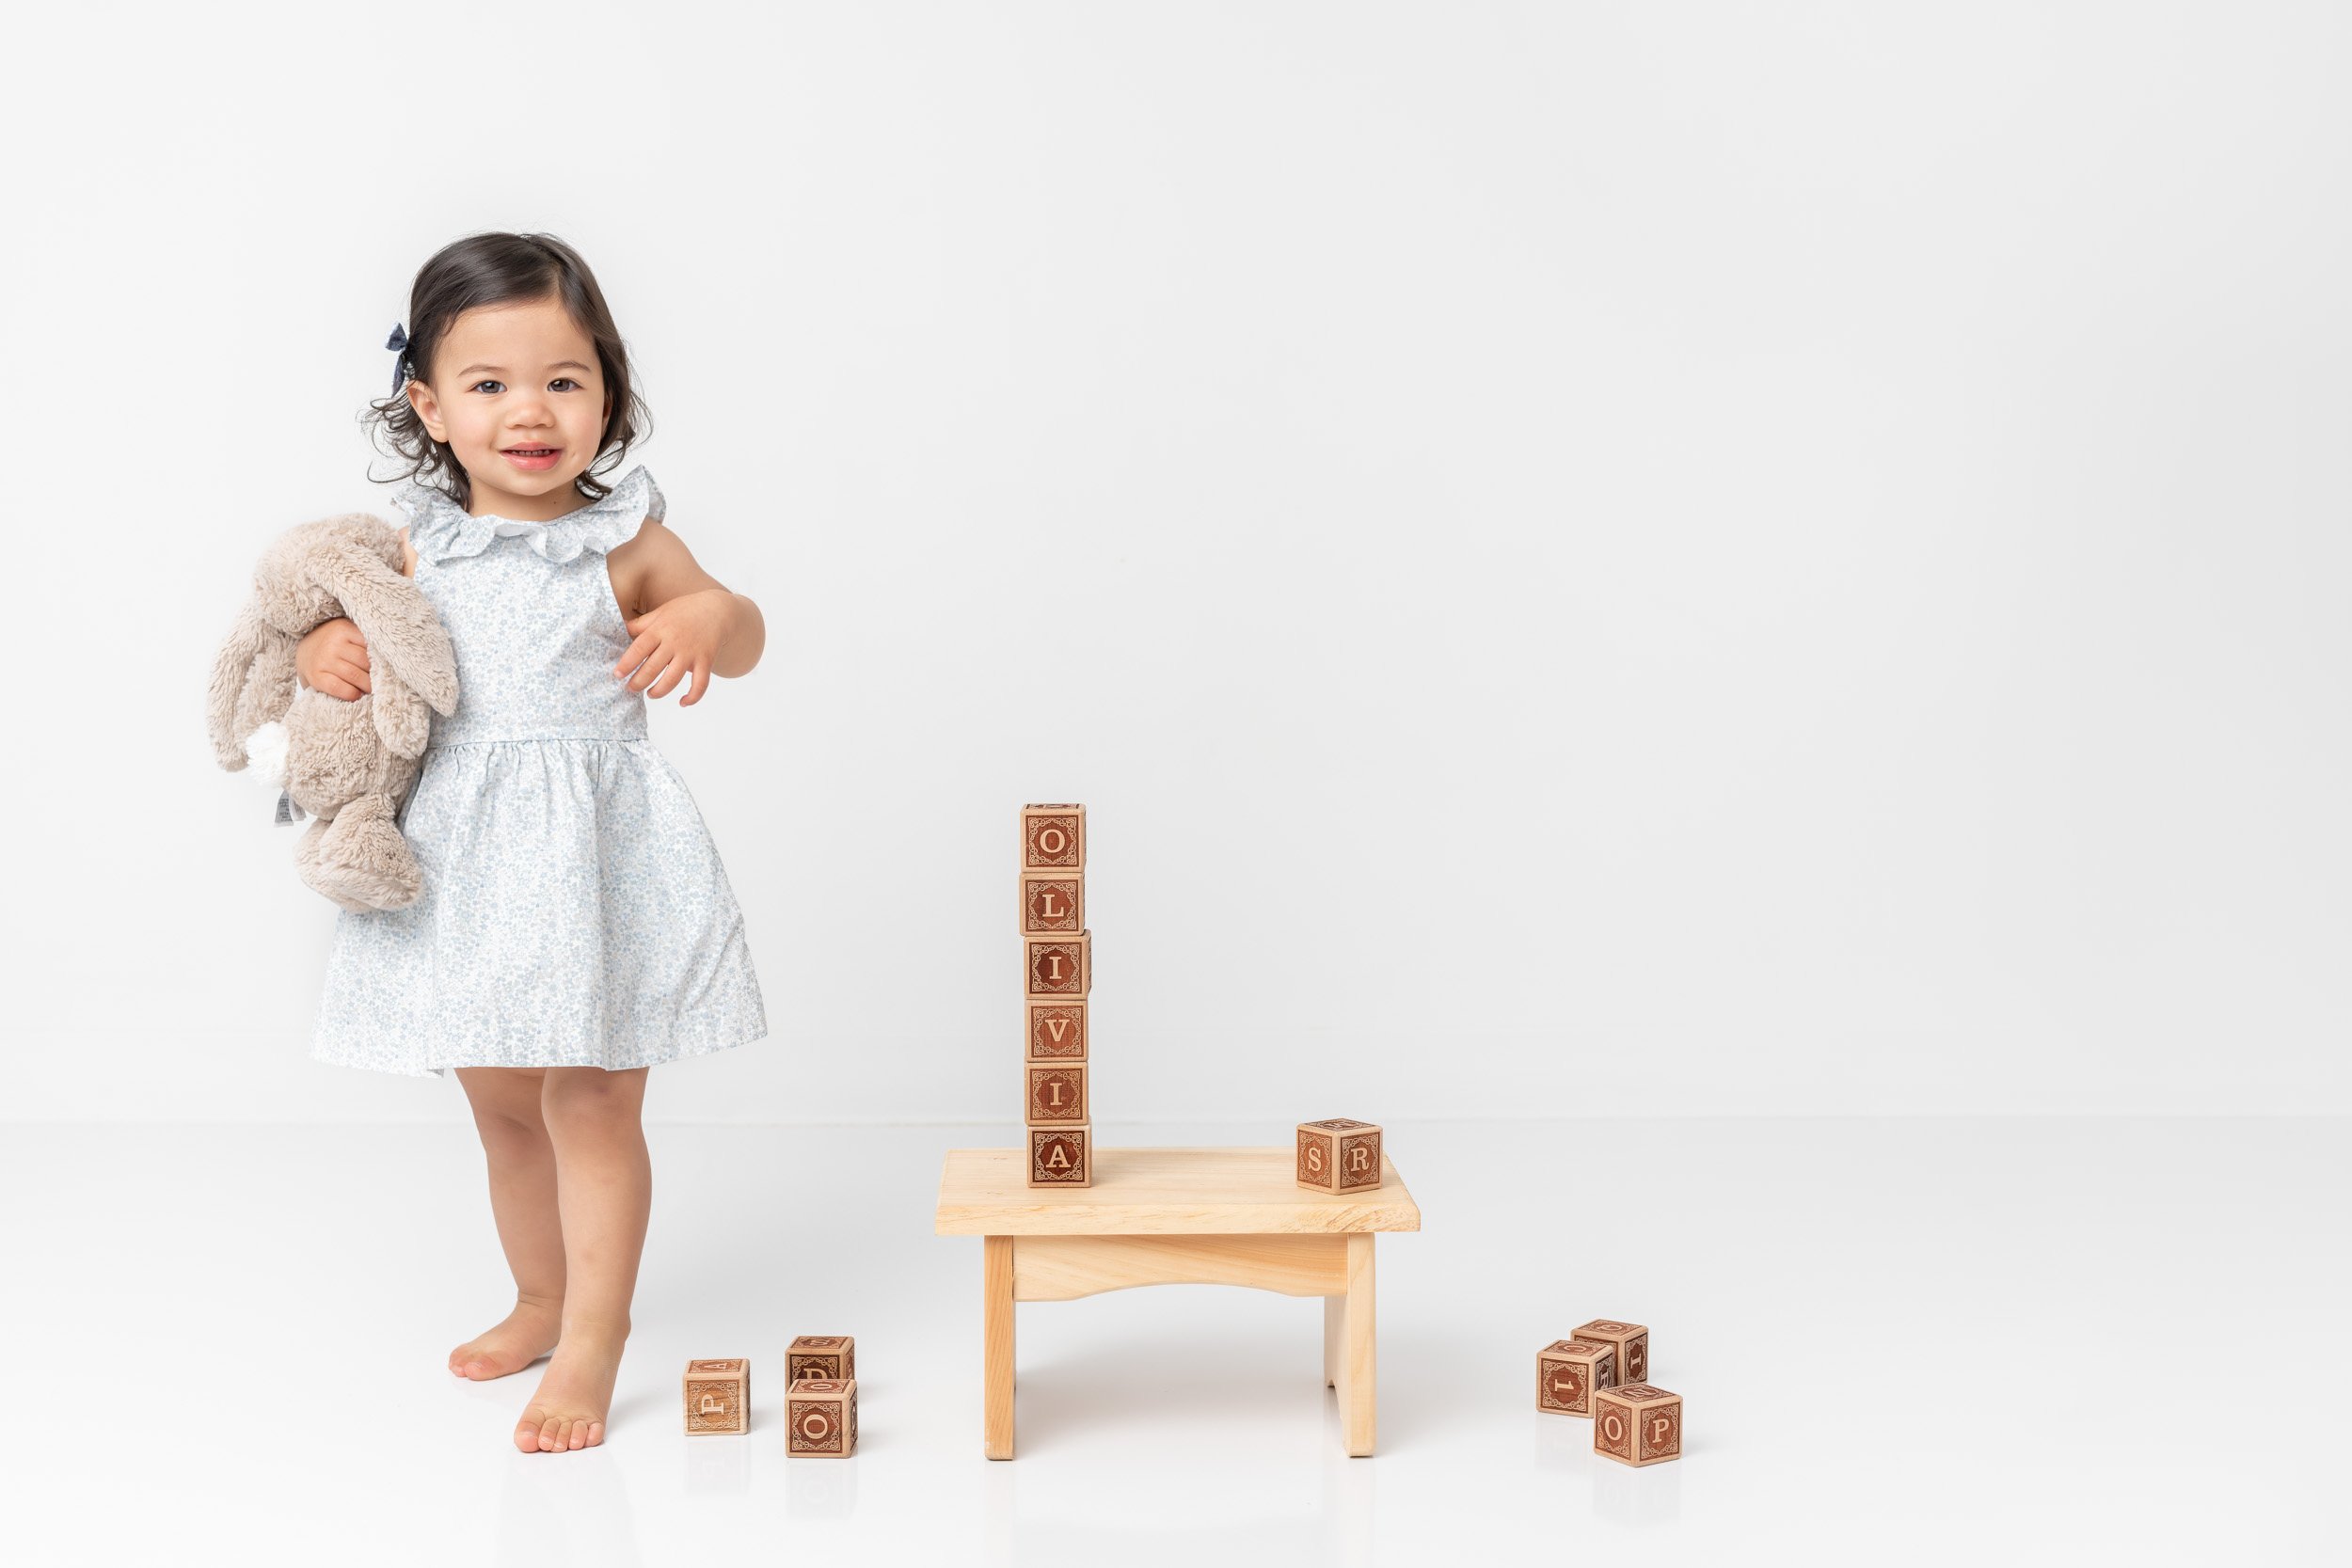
[206,512,459,911]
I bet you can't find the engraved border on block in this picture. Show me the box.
[1021,870,1085,934]
[685,1377,746,1433]
[1024,933,1091,998]
[1638,1398,1681,1461]
[1025,1063,1089,1123]
[1296,1129,1337,1187]
[1022,805,1086,869]
[787,1385,852,1455]
[1028,1126,1091,1185]
[1594,1396,1635,1461]
[1025,1002,1088,1060]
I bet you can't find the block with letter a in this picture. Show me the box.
[1022,802,1093,1187]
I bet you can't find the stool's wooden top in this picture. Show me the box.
[935,1147,1422,1236]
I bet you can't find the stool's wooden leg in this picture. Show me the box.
[1340,1233,1376,1456]
[985,1235,1015,1459]
[1324,1293,1342,1388]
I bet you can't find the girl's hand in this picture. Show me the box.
[615,589,730,705]
[296,616,371,701]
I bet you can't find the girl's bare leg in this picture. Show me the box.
[449,1067,566,1379]
[513,1065,652,1453]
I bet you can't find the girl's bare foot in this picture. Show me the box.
[448,1294,564,1381]
[514,1319,628,1452]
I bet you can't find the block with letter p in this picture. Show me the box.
[682,1357,749,1435]
[1593,1383,1681,1466]
[787,1335,855,1386]
[1295,1117,1384,1193]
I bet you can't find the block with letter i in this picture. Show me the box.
[1296,1118,1384,1194]
[1021,801,1092,1188]
[1536,1338,1615,1416]
[1572,1319,1649,1385]
[1593,1384,1682,1466]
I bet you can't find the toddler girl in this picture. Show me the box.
[303,230,770,1452]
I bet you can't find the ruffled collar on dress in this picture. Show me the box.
[391,464,665,565]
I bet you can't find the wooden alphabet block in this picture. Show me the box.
[1295,1118,1384,1193]
[1536,1338,1616,1416]
[1026,1124,1092,1187]
[1025,1062,1089,1123]
[682,1357,749,1435]
[786,1376,858,1457]
[1021,803,1086,869]
[1573,1319,1650,1385]
[787,1335,856,1385]
[1025,1000,1088,1061]
[1593,1383,1681,1466]
[1021,870,1085,934]
[1024,931,1092,998]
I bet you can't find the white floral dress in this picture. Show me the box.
[310,464,769,1077]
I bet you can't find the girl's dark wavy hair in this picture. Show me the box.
[362,230,652,512]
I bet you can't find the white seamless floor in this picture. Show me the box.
[3,1117,2343,1566]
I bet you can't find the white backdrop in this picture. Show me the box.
[6,1,2345,1124]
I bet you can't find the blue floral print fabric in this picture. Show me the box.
[310,465,769,1076]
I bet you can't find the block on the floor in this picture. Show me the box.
[1573,1319,1650,1385]
[1536,1338,1616,1416]
[1594,1383,1682,1466]
[787,1335,855,1385]
[682,1357,749,1435]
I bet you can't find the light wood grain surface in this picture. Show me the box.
[935,1147,1422,1235]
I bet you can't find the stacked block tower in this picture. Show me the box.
[1021,803,1092,1188]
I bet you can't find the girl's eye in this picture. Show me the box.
[549,378,580,392]
[469,380,504,394]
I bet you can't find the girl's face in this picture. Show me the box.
[406,294,614,519]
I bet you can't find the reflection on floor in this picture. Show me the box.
[5,1117,2343,1565]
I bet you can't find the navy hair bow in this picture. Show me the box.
[385,323,411,394]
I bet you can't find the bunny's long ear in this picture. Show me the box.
[310,531,460,717]
[205,604,298,769]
